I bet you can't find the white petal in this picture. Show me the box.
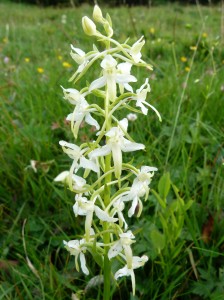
[80,252,89,275]
[101,55,117,69]
[59,140,80,151]
[64,240,80,256]
[70,45,85,57]
[85,113,100,130]
[105,127,118,138]
[119,230,135,240]
[54,171,69,182]
[80,156,99,173]
[131,269,136,295]
[70,52,84,65]
[118,211,128,230]
[130,36,145,63]
[77,61,88,73]
[73,202,87,216]
[121,139,145,152]
[136,101,148,115]
[117,62,132,74]
[108,241,122,259]
[64,239,79,249]
[143,101,162,121]
[94,206,118,223]
[123,83,133,93]
[132,255,148,269]
[90,145,111,158]
[141,166,158,173]
[114,265,131,280]
[89,76,106,91]
[136,78,149,94]
[119,118,128,132]
[66,113,73,121]
[128,196,138,218]
[116,74,137,84]
[72,174,86,190]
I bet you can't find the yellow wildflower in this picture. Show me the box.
[24,57,30,63]
[37,67,44,73]
[181,56,187,62]
[185,67,190,72]
[62,62,72,68]
[3,37,8,44]
[57,55,63,60]
[190,46,197,51]
[202,32,207,38]
[149,27,155,34]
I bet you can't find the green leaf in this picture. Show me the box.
[151,189,166,209]
[184,199,194,211]
[150,228,165,253]
[158,172,171,200]
[88,249,103,268]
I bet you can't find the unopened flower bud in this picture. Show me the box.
[82,16,96,36]
[104,22,113,37]
[93,5,103,23]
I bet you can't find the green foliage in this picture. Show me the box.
[0,1,224,299]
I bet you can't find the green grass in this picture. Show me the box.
[0,2,224,299]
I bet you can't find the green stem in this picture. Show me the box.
[103,80,112,300]
[103,225,111,300]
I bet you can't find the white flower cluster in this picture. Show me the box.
[55,5,161,296]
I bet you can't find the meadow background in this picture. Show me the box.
[0,1,224,299]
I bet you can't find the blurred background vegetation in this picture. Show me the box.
[5,0,224,7]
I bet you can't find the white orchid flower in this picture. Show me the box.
[63,239,90,275]
[89,55,137,101]
[132,79,162,121]
[61,87,87,106]
[59,140,99,173]
[90,118,145,178]
[66,99,100,138]
[70,45,99,74]
[114,255,148,295]
[73,194,118,240]
[130,36,145,63]
[121,166,158,217]
[73,194,95,240]
[63,228,96,275]
[54,171,87,192]
[108,231,135,268]
[111,198,128,230]
[133,166,157,196]
[70,45,86,64]
[71,174,87,192]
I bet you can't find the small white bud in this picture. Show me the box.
[93,5,103,23]
[82,16,96,36]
